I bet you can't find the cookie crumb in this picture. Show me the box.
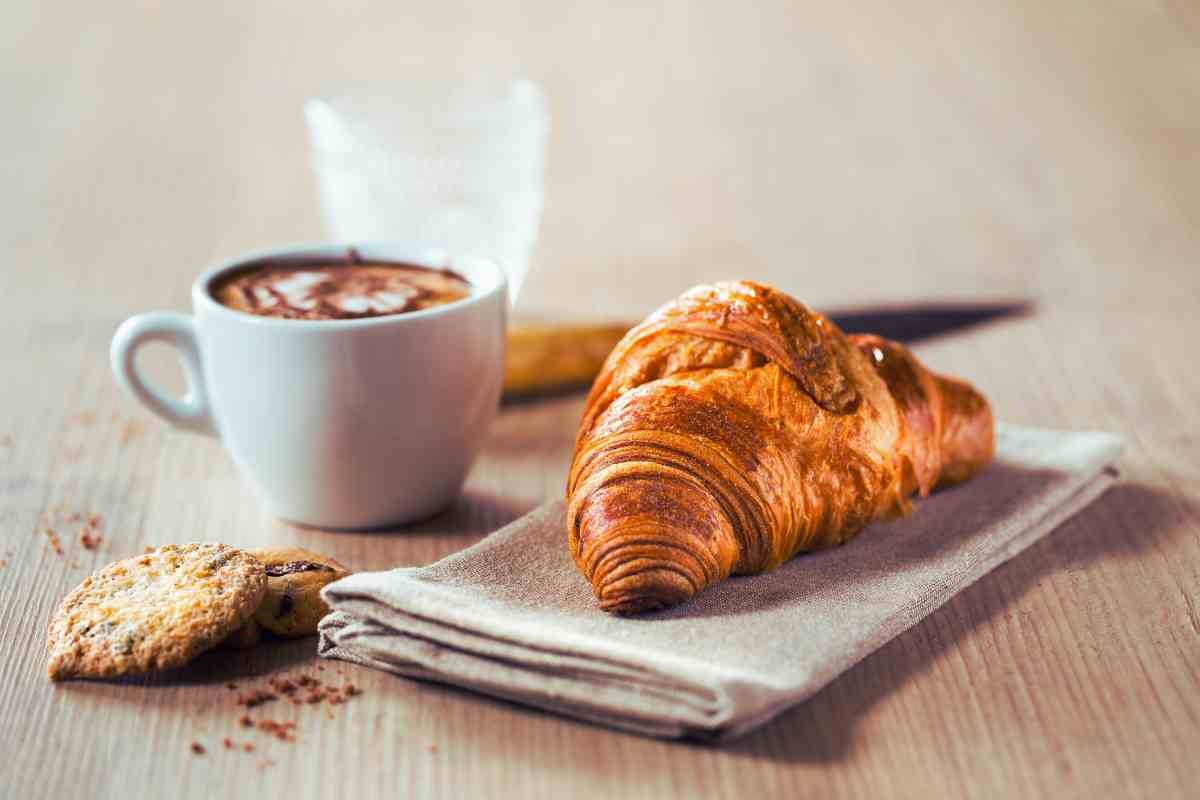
[78,515,104,551]
[119,420,144,446]
[44,528,63,556]
[255,719,297,742]
[223,738,234,750]
[242,742,255,753]
[236,689,277,708]
[190,742,206,755]
[229,672,364,732]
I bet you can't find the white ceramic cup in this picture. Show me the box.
[110,242,507,529]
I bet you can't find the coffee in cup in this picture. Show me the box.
[212,252,472,321]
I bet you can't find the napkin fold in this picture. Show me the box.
[319,424,1123,739]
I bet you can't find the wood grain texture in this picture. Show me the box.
[2,0,1199,798]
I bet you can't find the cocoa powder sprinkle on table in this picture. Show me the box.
[190,742,205,755]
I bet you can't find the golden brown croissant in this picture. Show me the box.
[566,281,994,614]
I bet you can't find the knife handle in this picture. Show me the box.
[504,323,631,399]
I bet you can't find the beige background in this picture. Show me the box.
[2,1,1198,798]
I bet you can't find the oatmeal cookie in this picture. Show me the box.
[47,543,266,681]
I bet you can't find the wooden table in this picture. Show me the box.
[3,2,1198,797]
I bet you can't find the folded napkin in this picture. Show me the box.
[319,424,1123,739]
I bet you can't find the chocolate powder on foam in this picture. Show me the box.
[213,254,471,321]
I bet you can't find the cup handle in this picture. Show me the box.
[110,311,216,435]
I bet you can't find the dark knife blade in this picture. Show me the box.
[826,300,1031,343]
[502,300,1031,402]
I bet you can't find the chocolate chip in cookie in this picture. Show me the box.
[250,547,349,638]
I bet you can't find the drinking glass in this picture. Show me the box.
[305,78,549,304]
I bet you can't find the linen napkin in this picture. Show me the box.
[319,424,1123,739]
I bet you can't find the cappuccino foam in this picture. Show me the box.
[213,256,471,321]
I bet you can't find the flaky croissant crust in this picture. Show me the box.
[567,281,994,614]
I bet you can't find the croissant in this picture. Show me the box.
[567,281,994,614]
